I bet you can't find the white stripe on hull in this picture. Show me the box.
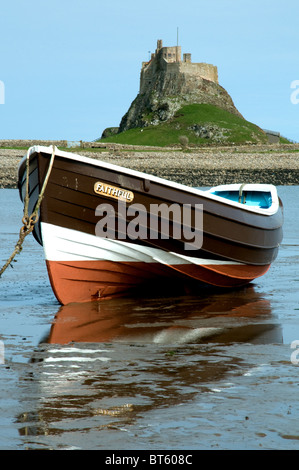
[41,222,243,268]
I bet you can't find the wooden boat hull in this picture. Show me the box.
[18,146,283,305]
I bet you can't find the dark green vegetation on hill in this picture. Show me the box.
[99,104,269,147]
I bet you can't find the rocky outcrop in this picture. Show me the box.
[101,127,119,139]
[119,58,243,133]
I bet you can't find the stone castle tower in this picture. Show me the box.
[140,39,219,94]
[118,39,243,133]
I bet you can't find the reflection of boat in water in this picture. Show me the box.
[18,288,282,444]
[46,287,282,345]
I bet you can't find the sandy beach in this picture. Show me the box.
[1,142,299,188]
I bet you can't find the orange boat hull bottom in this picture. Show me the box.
[45,259,270,305]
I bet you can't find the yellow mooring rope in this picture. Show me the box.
[0,145,56,277]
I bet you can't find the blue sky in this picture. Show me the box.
[0,0,298,142]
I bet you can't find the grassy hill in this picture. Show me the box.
[99,104,268,147]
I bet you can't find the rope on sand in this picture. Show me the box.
[0,145,56,277]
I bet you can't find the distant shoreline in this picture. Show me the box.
[1,140,299,188]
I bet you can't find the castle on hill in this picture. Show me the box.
[118,38,243,133]
[140,39,219,94]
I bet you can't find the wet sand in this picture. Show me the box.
[1,142,299,188]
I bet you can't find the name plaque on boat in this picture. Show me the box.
[94,181,134,203]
